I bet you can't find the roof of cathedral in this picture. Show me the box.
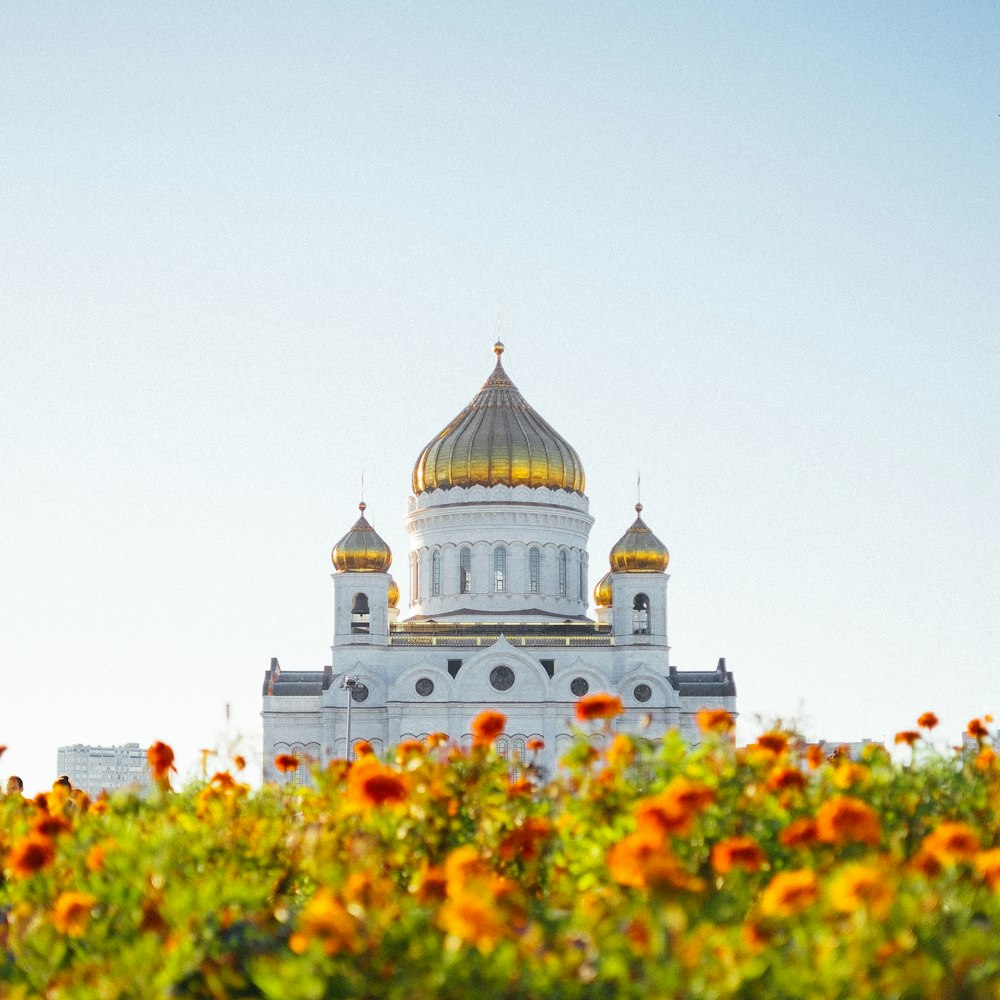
[331,503,392,573]
[593,570,613,608]
[609,503,670,573]
[412,341,586,495]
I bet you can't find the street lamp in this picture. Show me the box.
[341,675,360,761]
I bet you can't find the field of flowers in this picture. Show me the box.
[2,702,999,999]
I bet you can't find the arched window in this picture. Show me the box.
[496,737,509,759]
[410,553,419,602]
[529,547,540,593]
[494,546,507,593]
[559,551,568,597]
[579,559,586,600]
[632,593,649,635]
[511,737,526,764]
[460,547,471,594]
[351,593,370,634]
[431,550,441,597]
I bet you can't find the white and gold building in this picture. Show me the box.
[261,343,735,780]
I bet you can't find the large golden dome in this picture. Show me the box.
[609,503,669,573]
[331,503,392,573]
[412,342,586,495]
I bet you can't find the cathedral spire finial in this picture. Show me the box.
[636,470,642,513]
[493,296,504,360]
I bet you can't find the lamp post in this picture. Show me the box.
[341,675,360,761]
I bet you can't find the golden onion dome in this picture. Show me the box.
[412,341,585,495]
[331,503,392,573]
[387,575,400,608]
[594,570,613,608]
[609,503,669,573]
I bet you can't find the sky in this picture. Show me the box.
[2,3,998,795]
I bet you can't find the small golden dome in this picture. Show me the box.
[412,343,585,494]
[609,503,669,573]
[331,502,392,573]
[387,575,400,608]
[594,570,613,608]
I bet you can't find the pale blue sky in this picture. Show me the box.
[2,3,998,793]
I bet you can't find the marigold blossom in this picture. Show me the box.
[349,761,408,807]
[968,718,990,739]
[696,708,734,735]
[51,891,97,937]
[894,731,921,747]
[575,693,624,722]
[756,731,790,755]
[917,712,939,730]
[922,822,981,863]
[759,868,818,917]
[7,834,56,877]
[711,836,766,874]
[274,754,300,773]
[608,832,704,892]
[471,710,507,746]
[974,847,1000,891]
[780,817,820,848]
[147,741,176,781]
[527,737,545,752]
[816,796,881,846]
[828,864,894,918]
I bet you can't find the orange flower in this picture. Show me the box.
[894,731,920,747]
[828,863,894,918]
[349,761,408,807]
[756,731,790,755]
[499,818,553,861]
[147,741,176,782]
[806,744,826,770]
[759,868,818,917]
[910,848,944,878]
[922,822,981,864]
[575,693,624,722]
[353,740,375,758]
[426,732,449,748]
[767,767,807,793]
[711,836,766,874]
[210,771,238,791]
[471,710,507,746]
[696,708,734,735]
[975,747,996,771]
[439,891,506,953]
[33,815,72,838]
[51,891,97,937]
[606,732,635,769]
[608,832,705,892]
[527,737,545,752]
[780,817,820,848]
[967,718,989,739]
[7,834,56,877]
[816,796,881,846]
[637,778,714,838]
[290,888,356,956]
[274,754,300,773]
[974,848,1000,891]
[917,712,939,730]
[232,755,246,771]
[396,740,424,760]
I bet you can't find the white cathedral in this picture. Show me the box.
[261,342,736,781]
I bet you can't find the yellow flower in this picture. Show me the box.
[828,863,894,918]
[759,868,818,917]
[51,891,97,937]
[922,822,980,864]
[974,848,1000,891]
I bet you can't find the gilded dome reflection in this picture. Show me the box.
[331,503,392,573]
[412,342,585,494]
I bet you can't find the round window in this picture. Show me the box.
[633,683,652,703]
[415,677,434,697]
[351,683,369,703]
[570,677,590,697]
[490,666,515,691]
